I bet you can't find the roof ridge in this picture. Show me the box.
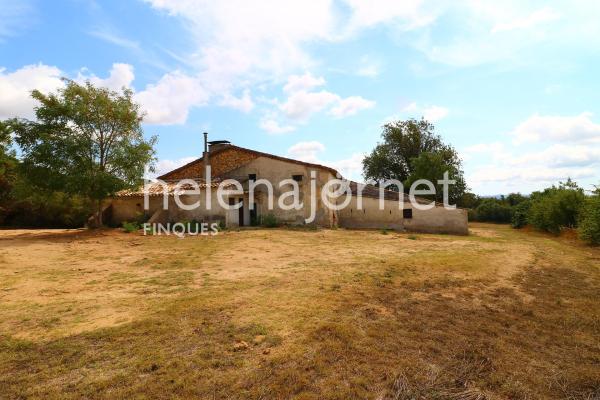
[157,144,339,180]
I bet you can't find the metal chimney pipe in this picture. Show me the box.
[203,132,209,180]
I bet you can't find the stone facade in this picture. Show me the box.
[111,144,469,234]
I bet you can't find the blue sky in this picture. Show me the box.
[1,0,599,195]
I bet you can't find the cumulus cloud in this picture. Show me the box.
[77,63,135,91]
[135,72,209,125]
[153,156,197,178]
[287,141,365,180]
[218,89,254,113]
[283,72,325,93]
[491,7,561,34]
[259,117,295,135]
[276,72,375,122]
[510,112,600,144]
[328,152,365,180]
[401,102,449,122]
[287,141,326,163]
[465,113,600,194]
[0,64,63,119]
[329,96,375,118]
[423,105,449,122]
[280,90,339,121]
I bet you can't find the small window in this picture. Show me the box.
[403,209,413,219]
[228,198,235,206]
[248,173,256,182]
[292,174,303,182]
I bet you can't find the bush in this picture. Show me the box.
[261,214,278,228]
[511,200,531,229]
[578,195,600,245]
[3,190,91,228]
[122,221,140,233]
[528,181,585,234]
[473,198,512,223]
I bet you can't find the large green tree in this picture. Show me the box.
[4,80,156,226]
[362,119,466,200]
[403,152,467,204]
[0,122,18,211]
[362,119,462,183]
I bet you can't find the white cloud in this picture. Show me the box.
[409,2,600,67]
[461,141,507,162]
[402,102,418,112]
[469,165,596,185]
[153,156,197,177]
[283,72,325,93]
[135,71,209,125]
[423,105,449,122]
[77,63,135,91]
[259,117,295,135]
[491,7,561,34]
[218,89,254,113]
[356,56,381,77]
[508,144,600,169]
[287,141,326,163]
[343,0,436,31]
[280,90,340,121]
[466,147,599,194]
[329,96,375,118]
[401,102,449,122]
[287,140,365,180]
[144,0,338,92]
[328,152,365,180]
[0,64,63,119]
[510,112,600,144]
[276,72,375,122]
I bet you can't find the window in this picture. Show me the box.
[292,174,303,182]
[248,173,256,182]
[403,209,413,219]
[228,198,235,206]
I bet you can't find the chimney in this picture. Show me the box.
[203,132,209,180]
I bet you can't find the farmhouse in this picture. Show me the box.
[110,136,468,234]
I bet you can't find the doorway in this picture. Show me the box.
[238,197,244,227]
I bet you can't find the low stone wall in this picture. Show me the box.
[404,206,468,235]
[338,195,468,235]
[338,196,404,230]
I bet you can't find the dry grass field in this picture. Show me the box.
[0,223,598,399]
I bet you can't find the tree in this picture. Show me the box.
[473,198,513,223]
[4,80,156,226]
[0,122,18,222]
[527,179,585,234]
[578,184,600,245]
[403,152,467,204]
[362,119,462,185]
[511,200,531,228]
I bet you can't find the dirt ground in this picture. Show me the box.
[0,224,598,399]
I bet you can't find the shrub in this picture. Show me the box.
[511,200,531,229]
[474,198,512,223]
[122,221,140,233]
[528,181,585,234]
[578,195,600,245]
[261,214,278,228]
[3,190,91,228]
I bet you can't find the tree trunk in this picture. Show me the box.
[96,199,103,227]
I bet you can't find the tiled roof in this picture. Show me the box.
[157,144,339,181]
[115,180,233,198]
[349,181,439,205]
